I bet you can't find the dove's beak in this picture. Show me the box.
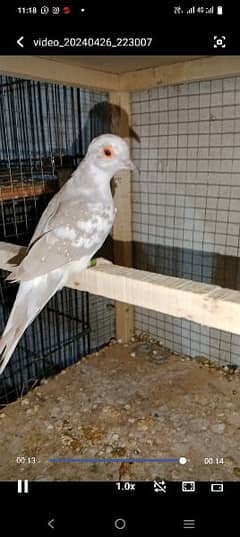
[121,159,137,172]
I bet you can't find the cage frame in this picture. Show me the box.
[1,55,240,340]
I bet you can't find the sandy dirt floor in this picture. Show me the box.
[0,339,240,481]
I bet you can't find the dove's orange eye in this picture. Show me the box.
[102,145,114,158]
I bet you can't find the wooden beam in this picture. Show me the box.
[110,91,133,245]
[0,182,58,202]
[1,241,240,336]
[0,56,120,92]
[109,91,134,341]
[120,56,240,91]
[2,56,240,94]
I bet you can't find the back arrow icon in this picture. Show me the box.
[17,36,24,48]
[48,518,55,529]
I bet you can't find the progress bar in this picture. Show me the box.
[49,457,187,464]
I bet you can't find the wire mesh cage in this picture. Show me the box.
[131,77,240,367]
[0,268,90,404]
[0,75,115,405]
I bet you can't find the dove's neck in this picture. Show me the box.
[70,161,113,203]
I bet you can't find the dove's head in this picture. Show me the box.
[86,134,135,177]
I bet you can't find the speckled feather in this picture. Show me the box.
[7,200,115,281]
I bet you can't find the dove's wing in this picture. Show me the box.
[27,191,61,250]
[7,200,115,282]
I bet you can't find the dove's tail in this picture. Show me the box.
[0,271,63,375]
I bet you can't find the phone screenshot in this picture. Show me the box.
[0,1,239,533]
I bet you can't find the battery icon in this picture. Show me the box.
[217,6,223,15]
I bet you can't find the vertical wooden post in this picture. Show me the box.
[109,91,134,342]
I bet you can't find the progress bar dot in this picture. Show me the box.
[179,457,187,465]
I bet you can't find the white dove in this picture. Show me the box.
[0,134,134,374]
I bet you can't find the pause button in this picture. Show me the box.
[17,480,29,493]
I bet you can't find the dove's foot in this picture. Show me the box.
[90,257,113,268]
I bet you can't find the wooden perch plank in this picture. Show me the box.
[1,241,240,335]
[0,242,26,269]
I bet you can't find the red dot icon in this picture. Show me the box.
[62,6,71,14]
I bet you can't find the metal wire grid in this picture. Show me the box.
[0,268,90,404]
[131,77,240,366]
[0,76,109,163]
[0,195,53,245]
[88,294,115,352]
